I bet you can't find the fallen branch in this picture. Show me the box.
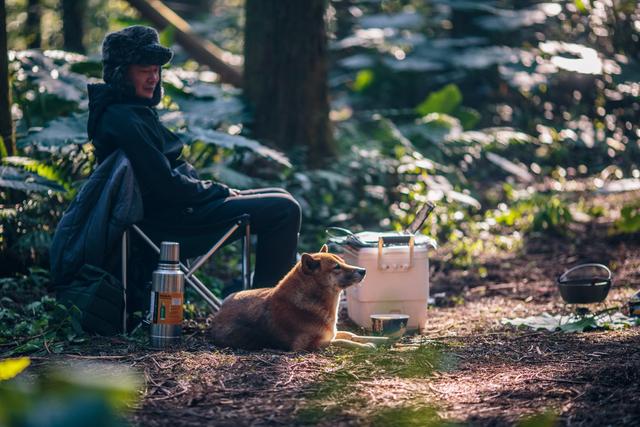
[126,0,243,87]
[147,388,189,402]
[66,354,129,359]
[535,376,589,385]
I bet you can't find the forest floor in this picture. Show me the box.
[27,192,640,426]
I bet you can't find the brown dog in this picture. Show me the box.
[211,245,387,351]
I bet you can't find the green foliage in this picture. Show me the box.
[413,85,480,131]
[0,270,85,357]
[1,146,92,270]
[490,195,576,236]
[614,202,640,234]
[10,51,87,126]
[413,113,462,144]
[454,106,481,130]
[353,69,375,92]
[69,61,103,78]
[159,26,176,49]
[0,165,65,193]
[0,136,7,159]
[3,156,75,194]
[574,0,590,14]
[530,196,573,235]
[18,113,88,148]
[370,406,455,427]
[0,358,141,427]
[518,411,558,427]
[184,127,291,168]
[416,84,462,117]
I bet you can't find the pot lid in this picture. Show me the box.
[327,227,437,249]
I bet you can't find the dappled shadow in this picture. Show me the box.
[125,343,451,426]
[128,349,331,426]
[422,207,640,426]
[423,303,640,426]
[30,339,335,426]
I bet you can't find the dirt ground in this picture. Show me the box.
[30,194,640,426]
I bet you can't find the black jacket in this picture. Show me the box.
[87,83,229,219]
[50,150,143,287]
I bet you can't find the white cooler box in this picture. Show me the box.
[332,231,436,332]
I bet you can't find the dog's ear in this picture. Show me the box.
[301,253,321,274]
[319,244,329,253]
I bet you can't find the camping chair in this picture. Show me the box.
[120,214,251,333]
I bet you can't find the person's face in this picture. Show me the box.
[127,64,160,99]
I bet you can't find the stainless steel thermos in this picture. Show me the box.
[150,242,184,348]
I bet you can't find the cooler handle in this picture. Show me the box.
[377,235,414,271]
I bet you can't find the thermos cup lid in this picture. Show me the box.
[160,241,180,263]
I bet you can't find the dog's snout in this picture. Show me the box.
[338,266,367,289]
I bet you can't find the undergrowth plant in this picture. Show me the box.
[0,269,85,357]
[614,202,640,234]
[0,356,141,427]
[1,144,93,274]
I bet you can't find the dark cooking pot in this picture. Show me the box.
[557,263,612,304]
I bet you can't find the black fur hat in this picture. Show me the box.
[101,25,173,104]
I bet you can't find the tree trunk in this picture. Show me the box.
[25,0,41,49]
[244,0,334,168]
[62,0,86,53]
[0,0,16,157]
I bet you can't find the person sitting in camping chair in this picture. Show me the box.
[53,26,301,333]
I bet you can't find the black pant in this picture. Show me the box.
[142,188,301,288]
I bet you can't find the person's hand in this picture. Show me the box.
[228,188,241,197]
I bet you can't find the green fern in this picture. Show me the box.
[0,208,18,218]
[2,156,74,195]
[614,203,640,234]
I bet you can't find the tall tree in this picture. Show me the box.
[25,0,41,48]
[244,0,335,167]
[62,0,86,53]
[0,0,16,157]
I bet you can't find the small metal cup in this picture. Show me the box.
[371,313,409,338]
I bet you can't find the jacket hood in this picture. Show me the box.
[87,80,163,140]
[87,83,116,140]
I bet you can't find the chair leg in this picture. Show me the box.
[242,217,251,290]
[184,274,222,310]
[131,225,223,311]
[121,229,129,334]
[130,215,252,312]
[185,223,240,278]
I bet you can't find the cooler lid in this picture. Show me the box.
[327,228,437,249]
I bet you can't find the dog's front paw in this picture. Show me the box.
[334,331,357,340]
[331,339,376,350]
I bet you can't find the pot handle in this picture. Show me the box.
[325,227,355,238]
[558,263,612,283]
